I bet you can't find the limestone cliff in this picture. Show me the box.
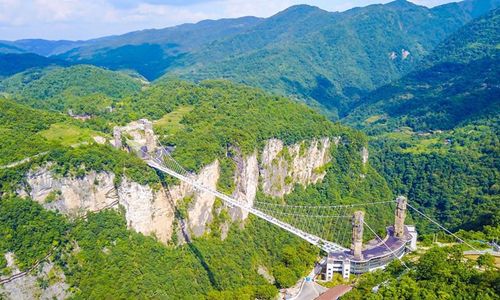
[19,137,341,243]
[22,166,175,244]
[230,151,259,221]
[260,138,335,197]
[0,253,68,300]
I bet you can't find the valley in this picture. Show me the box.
[0,0,498,299]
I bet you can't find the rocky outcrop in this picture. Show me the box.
[112,119,157,156]
[230,151,259,221]
[26,167,117,214]
[0,253,69,300]
[23,167,175,244]
[118,178,174,243]
[361,147,369,165]
[260,138,333,198]
[186,160,220,237]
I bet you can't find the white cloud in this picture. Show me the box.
[0,0,457,40]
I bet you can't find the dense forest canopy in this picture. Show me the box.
[340,9,500,234]
[0,0,499,299]
[0,65,143,112]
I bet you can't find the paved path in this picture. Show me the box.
[463,249,500,256]
[0,152,48,169]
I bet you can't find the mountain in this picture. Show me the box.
[0,43,25,54]
[0,1,499,299]
[0,78,393,299]
[50,17,263,79]
[0,39,86,56]
[341,9,500,233]
[3,0,498,118]
[171,0,499,118]
[344,8,500,132]
[0,53,68,79]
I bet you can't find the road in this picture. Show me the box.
[293,281,327,300]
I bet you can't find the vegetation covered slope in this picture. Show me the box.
[0,65,144,113]
[344,246,499,299]
[369,118,499,232]
[30,0,492,118]
[52,17,262,79]
[0,98,158,194]
[345,8,500,132]
[170,0,498,118]
[0,53,68,79]
[342,10,500,232]
[0,77,395,299]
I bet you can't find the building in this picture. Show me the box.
[324,196,417,280]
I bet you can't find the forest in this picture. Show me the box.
[0,1,498,299]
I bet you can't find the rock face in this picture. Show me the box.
[0,253,69,300]
[26,167,118,214]
[112,119,157,155]
[20,137,339,243]
[361,147,369,165]
[118,178,174,242]
[230,151,259,221]
[260,138,333,197]
[24,167,175,244]
[186,160,220,237]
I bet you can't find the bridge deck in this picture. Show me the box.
[146,159,348,253]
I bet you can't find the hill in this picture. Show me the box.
[345,8,500,132]
[342,10,500,232]
[0,53,68,79]
[0,65,144,113]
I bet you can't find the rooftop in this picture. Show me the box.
[315,285,352,300]
[329,226,413,262]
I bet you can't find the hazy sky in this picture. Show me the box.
[0,0,458,41]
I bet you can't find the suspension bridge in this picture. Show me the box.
[146,147,353,253]
[141,145,417,277]
[136,135,484,279]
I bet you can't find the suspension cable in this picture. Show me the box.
[406,203,479,252]
[253,200,395,209]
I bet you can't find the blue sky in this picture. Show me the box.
[0,0,457,41]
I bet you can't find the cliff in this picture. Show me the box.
[18,136,355,243]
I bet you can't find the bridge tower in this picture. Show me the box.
[394,196,407,238]
[351,211,365,260]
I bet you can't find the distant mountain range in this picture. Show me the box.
[1,0,498,118]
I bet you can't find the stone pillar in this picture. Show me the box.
[113,126,122,149]
[394,196,407,238]
[140,119,156,154]
[351,211,364,260]
[361,147,369,165]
